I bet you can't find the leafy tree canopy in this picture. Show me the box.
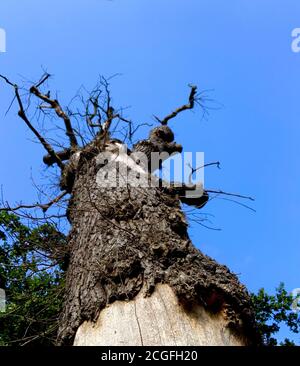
[251,282,300,346]
[0,212,65,345]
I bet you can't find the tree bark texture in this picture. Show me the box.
[57,137,258,346]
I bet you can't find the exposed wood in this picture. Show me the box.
[74,284,248,346]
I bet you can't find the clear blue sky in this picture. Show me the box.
[0,0,299,342]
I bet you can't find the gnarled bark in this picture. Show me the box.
[57,135,258,345]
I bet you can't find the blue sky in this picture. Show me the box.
[0,0,299,342]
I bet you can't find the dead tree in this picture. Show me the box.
[0,74,258,346]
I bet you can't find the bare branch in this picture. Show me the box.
[0,191,68,213]
[30,85,78,148]
[206,189,255,201]
[0,74,65,169]
[158,84,198,125]
[35,72,51,88]
[86,96,103,128]
[218,197,256,212]
[0,74,15,86]
[187,161,221,185]
[185,162,254,208]
[43,148,71,166]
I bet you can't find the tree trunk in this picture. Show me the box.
[56,137,258,346]
[0,76,257,346]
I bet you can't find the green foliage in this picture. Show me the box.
[0,212,66,346]
[251,283,300,346]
